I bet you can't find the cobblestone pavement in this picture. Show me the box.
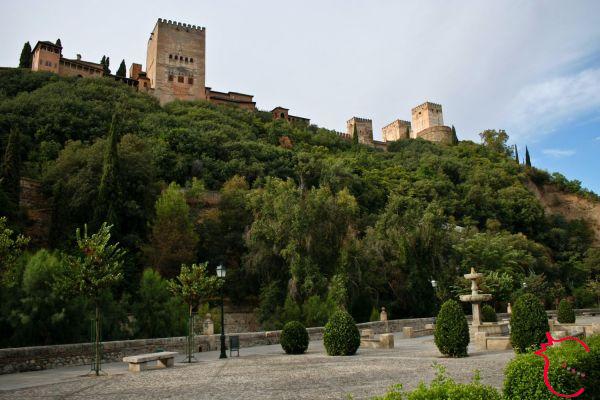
[0,333,518,400]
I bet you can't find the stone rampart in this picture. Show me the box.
[416,125,453,144]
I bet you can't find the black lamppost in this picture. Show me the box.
[431,279,439,319]
[216,264,227,359]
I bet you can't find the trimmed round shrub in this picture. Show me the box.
[504,334,597,399]
[557,299,576,324]
[434,299,470,357]
[280,321,309,354]
[323,309,360,356]
[481,304,497,323]
[510,293,549,353]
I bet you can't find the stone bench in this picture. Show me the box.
[403,325,434,339]
[122,351,178,372]
[360,333,394,349]
[474,332,512,351]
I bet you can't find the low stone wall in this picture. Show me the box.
[0,317,433,375]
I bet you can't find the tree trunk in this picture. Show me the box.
[95,304,100,376]
[188,304,193,363]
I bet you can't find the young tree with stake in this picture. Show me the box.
[58,223,125,375]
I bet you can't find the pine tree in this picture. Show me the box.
[1,128,21,205]
[116,60,126,77]
[55,38,62,48]
[514,144,519,164]
[451,125,459,144]
[18,42,32,68]
[96,110,121,231]
[525,146,531,167]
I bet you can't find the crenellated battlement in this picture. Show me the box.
[411,101,442,113]
[157,18,205,32]
[347,117,372,123]
[382,119,411,129]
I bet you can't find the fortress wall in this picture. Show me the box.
[416,125,453,144]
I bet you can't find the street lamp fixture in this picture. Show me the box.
[430,280,437,288]
[216,264,227,359]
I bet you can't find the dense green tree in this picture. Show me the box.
[1,127,21,206]
[514,144,519,163]
[18,42,32,68]
[133,269,186,338]
[116,60,126,77]
[96,110,122,231]
[525,146,531,167]
[479,129,510,154]
[0,216,29,283]
[144,182,198,277]
[55,38,62,48]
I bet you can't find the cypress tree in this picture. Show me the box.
[514,144,519,164]
[116,60,126,77]
[1,128,21,205]
[352,123,359,147]
[96,110,121,231]
[525,146,531,167]
[451,125,458,144]
[100,56,111,75]
[55,38,62,48]
[19,42,32,68]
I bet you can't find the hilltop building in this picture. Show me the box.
[272,107,310,125]
[380,102,453,145]
[345,102,454,149]
[30,19,256,109]
[28,19,456,148]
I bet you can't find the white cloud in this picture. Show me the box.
[542,148,576,158]
[595,136,600,141]
[507,68,600,141]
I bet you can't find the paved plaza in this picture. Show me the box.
[2,315,599,400]
[0,333,515,400]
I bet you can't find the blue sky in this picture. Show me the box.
[1,1,599,192]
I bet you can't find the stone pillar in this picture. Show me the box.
[472,303,482,327]
[380,307,388,321]
[203,313,214,335]
[507,303,512,314]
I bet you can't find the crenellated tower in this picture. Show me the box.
[146,18,206,105]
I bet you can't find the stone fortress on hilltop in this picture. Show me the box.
[29,18,455,148]
[346,102,454,148]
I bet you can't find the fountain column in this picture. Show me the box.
[459,268,492,327]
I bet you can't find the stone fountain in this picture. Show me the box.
[460,267,510,350]
[459,267,492,327]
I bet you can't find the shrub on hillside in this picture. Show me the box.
[481,304,497,323]
[280,321,309,354]
[557,299,576,324]
[504,334,599,399]
[373,364,502,400]
[510,293,549,353]
[434,299,470,357]
[323,309,360,356]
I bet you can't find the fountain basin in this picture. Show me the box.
[459,294,492,302]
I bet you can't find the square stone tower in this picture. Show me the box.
[31,41,61,74]
[382,119,411,142]
[411,102,443,136]
[146,19,206,105]
[347,117,373,145]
